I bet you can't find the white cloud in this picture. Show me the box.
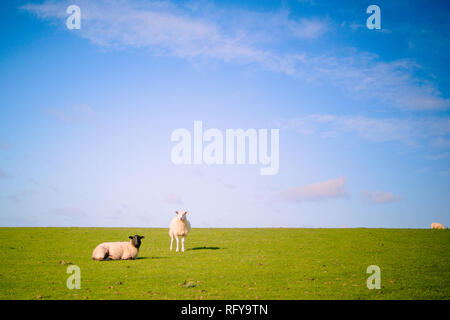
[277,114,450,148]
[281,177,349,202]
[288,18,329,39]
[362,190,401,204]
[21,0,449,111]
[44,104,95,122]
[293,54,450,111]
[21,0,297,75]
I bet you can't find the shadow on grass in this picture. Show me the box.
[93,256,169,261]
[188,246,221,251]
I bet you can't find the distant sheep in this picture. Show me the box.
[169,211,191,252]
[431,222,446,229]
[92,235,144,260]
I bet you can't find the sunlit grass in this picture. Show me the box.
[0,227,448,299]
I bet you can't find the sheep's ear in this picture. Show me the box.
[184,211,188,215]
[129,236,133,239]
[175,211,179,214]
[140,236,144,239]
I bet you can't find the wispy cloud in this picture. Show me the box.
[288,17,330,39]
[21,0,297,75]
[293,53,450,111]
[277,114,450,148]
[362,190,402,204]
[44,104,95,123]
[281,177,349,202]
[21,0,448,111]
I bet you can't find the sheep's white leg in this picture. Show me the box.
[175,236,179,252]
[170,235,173,251]
[181,236,185,252]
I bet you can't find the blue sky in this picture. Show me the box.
[0,0,449,228]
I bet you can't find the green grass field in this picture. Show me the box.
[0,227,448,300]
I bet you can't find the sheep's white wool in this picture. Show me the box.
[431,222,446,229]
[170,218,191,237]
[170,211,191,252]
[92,239,141,260]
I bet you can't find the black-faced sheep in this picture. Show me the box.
[92,235,144,260]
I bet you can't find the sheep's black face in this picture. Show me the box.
[129,235,144,248]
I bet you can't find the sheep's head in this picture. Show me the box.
[175,210,188,221]
[129,235,144,248]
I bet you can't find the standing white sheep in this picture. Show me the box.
[92,235,144,260]
[169,211,191,252]
[431,222,446,229]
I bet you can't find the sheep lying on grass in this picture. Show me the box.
[431,222,446,229]
[170,211,191,252]
[92,235,144,260]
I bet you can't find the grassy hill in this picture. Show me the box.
[0,227,448,299]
